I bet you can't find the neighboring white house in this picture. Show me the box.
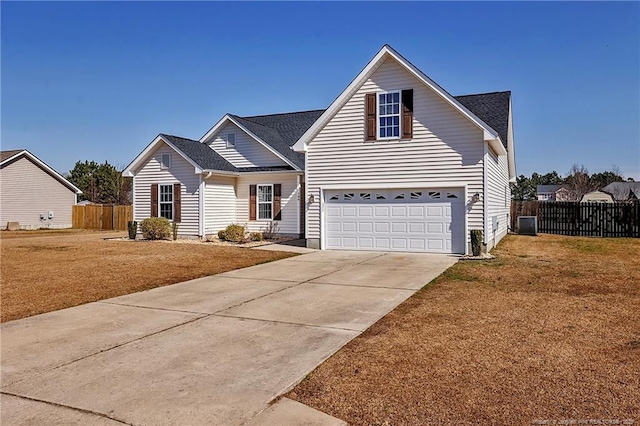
[0,149,82,229]
[536,185,571,201]
[124,45,516,254]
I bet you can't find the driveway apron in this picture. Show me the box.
[1,250,457,425]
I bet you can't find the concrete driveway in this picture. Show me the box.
[1,250,457,425]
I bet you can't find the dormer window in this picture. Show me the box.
[226,132,236,148]
[378,91,400,139]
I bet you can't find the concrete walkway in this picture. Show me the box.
[1,250,457,425]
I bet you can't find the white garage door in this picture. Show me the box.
[324,188,465,254]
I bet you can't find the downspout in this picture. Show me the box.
[483,142,489,251]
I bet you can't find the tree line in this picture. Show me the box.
[510,165,634,201]
[66,160,132,205]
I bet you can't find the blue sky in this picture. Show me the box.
[2,1,639,179]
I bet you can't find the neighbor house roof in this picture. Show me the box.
[0,150,24,162]
[537,185,564,193]
[454,92,511,149]
[0,149,82,194]
[603,182,640,200]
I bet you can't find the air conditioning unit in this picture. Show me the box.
[518,216,537,236]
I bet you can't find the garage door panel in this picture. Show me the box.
[409,222,424,233]
[325,188,465,254]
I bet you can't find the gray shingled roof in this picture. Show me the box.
[0,149,25,162]
[603,182,640,200]
[161,134,237,172]
[162,91,510,173]
[454,91,511,148]
[161,134,295,173]
[230,110,324,169]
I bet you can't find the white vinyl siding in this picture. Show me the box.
[204,175,237,234]
[305,57,485,249]
[132,143,200,236]
[236,173,301,235]
[486,146,510,249]
[0,156,76,229]
[205,122,288,168]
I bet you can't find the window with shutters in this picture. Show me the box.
[378,91,400,139]
[257,184,273,220]
[159,184,173,220]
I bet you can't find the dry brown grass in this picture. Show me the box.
[288,234,640,425]
[0,230,295,322]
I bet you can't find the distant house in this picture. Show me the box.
[0,150,82,229]
[580,190,614,203]
[603,182,640,201]
[537,185,570,201]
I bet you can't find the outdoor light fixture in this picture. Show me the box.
[471,193,480,203]
[308,194,315,204]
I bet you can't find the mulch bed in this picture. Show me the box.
[287,234,640,425]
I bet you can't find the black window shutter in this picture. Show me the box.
[402,89,413,139]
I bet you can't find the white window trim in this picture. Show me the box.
[377,90,401,140]
[159,183,174,221]
[160,153,171,170]
[257,184,274,220]
[226,132,236,148]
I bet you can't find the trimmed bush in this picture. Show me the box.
[140,217,171,240]
[127,221,137,240]
[172,222,179,241]
[218,224,246,243]
[470,229,483,256]
[250,232,264,242]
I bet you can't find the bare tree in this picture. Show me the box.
[564,164,595,201]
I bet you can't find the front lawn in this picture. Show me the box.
[0,230,296,322]
[287,234,640,424]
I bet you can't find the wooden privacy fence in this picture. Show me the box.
[511,201,640,238]
[72,204,133,231]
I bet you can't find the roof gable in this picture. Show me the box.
[200,110,324,170]
[292,45,505,154]
[123,134,297,176]
[0,149,82,194]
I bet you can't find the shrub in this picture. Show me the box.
[250,232,264,241]
[140,217,171,240]
[470,229,483,256]
[218,224,246,243]
[172,222,179,241]
[262,221,280,240]
[127,220,137,240]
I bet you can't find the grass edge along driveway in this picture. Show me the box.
[287,234,640,425]
[1,230,296,322]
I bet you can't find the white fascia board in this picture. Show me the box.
[1,150,83,194]
[201,169,304,177]
[200,114,301,171]
[488,138,508,156]
[507,97,516,181]
[293,44,501,151]
[123,135,203,177]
